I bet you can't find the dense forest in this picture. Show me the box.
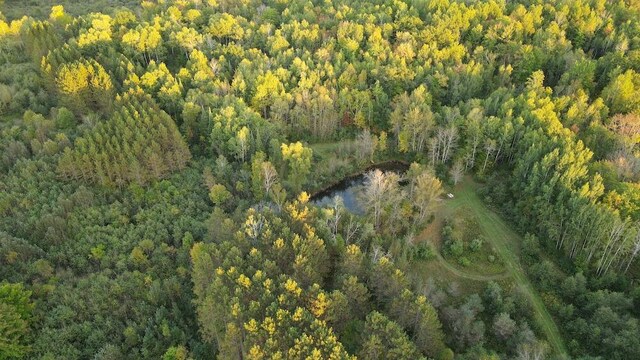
[1,0,639,359]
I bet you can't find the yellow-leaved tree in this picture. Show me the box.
[56,59,113,114]
[281,142,313,192]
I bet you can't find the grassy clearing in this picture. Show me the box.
[309,139,355,156]
[408,259,513,304]
[414,177,569,358]
[440,205,506,276]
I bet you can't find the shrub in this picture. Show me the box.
[55,107,76,129]
[410,242,435,261]
[470,237,483,252]
[449,239,464,258]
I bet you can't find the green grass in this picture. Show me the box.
[415,177,569,358]
[310,139,358,159]
[409,258,513,306]
[440,206,506,276]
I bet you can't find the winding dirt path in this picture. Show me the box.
[430,250,510,281]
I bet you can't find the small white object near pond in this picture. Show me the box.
[447,193,454,198]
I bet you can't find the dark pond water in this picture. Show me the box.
[311,161,409,214]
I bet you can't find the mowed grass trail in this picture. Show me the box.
[425,179,569,358]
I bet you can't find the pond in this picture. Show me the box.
[311,161,409,214]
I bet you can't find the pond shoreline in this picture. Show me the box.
[309,159,411,200]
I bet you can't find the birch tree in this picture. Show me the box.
[390,86,434,153]
[413,171,443,223]
[430,127,458,164]
[262,161,278,197]
[324,196,344,244]
[356,129,376,162]
[482,139,497,173]
[623,225,640,273]
[597,220,630,276]
[359,169,402,230]
[463,107,483,170]
[450,161,464,185]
